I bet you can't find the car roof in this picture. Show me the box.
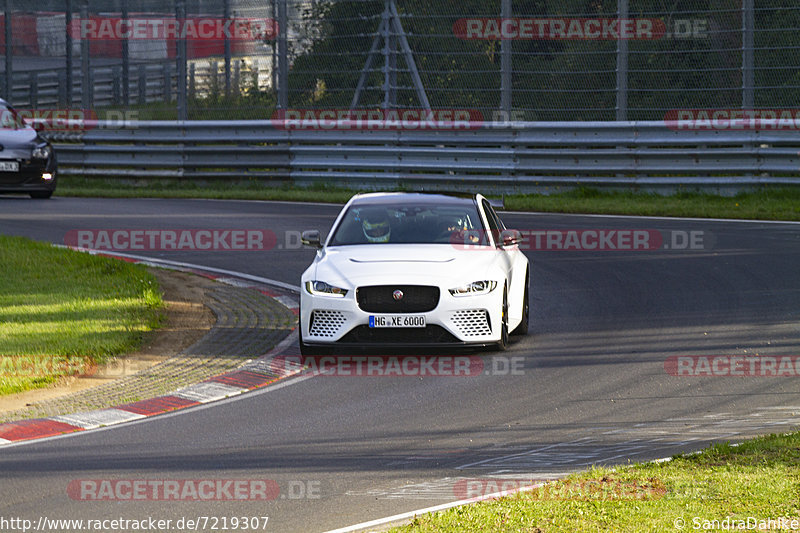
[348,192,479,207]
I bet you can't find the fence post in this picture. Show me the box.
[277,0,288,109]
[80,0,90,110]
[616,0,628,121]
[65,0,73,106]
[500,0,512,115]
[271,0,277,91]
[224,0,231,97]
[163,62,172,103]
[58,69,67,106]
[211,60,219,97]
[742,0,755,108]
[138,64,146,105]
[30,72,37,108]
[122,0,129,106]
[176,0,187,120]
[383,0,396,109]
[112,65,121,104]
[189,62,195,100]
[234,59,240,95]
[3,0,11,102]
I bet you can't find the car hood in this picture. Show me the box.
[0,127,40,158]
[306,244,503,287]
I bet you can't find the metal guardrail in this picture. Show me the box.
[51,121,800,190]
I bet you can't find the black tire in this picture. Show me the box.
[30,190,53,199]
[496,286,510,351]
[512,270,530,336]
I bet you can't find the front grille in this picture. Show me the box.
[339,325,459,344]
[451,309,492,337]
[356,285,439,313]
[309,310,347,337]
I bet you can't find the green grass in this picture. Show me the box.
[58,177,358,204]
[392,433,800,532]
[57,177,800,222]
[505,187,800,221]
[0,235,164,395]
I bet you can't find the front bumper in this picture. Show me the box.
[300,286,503,347]
[0,158,56,194]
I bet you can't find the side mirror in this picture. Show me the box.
[500,229,522,248]
[301,230,322,249]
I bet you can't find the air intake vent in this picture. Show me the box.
[451,309,492,337]
[309,310,346,337]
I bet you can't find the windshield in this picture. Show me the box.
[329,202,489,246]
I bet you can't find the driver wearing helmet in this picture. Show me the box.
[362,210,392,243]
[441,214,480,244]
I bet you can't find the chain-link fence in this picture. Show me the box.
[1,1,797,121]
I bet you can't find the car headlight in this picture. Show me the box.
[305,280,348,298]
[32,145,51,159]
[449,280,497,297]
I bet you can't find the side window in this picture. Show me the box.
[487,204,506,231]
[481,200,502,246]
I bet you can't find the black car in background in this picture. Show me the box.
[0,99,57,199]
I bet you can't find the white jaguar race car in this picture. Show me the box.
[299,192,530,353]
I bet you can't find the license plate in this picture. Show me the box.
[369,315,426,328]
[0,161,18,172]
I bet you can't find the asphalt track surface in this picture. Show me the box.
[1,197,800,532]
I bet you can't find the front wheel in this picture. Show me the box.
[512,270,529,336]
[496,286,509,351]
